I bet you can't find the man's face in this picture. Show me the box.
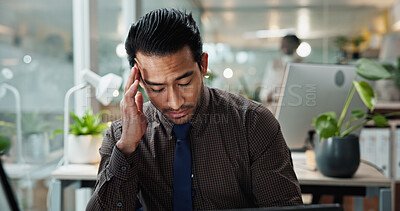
[281,38,296,55]
[280,38,292,55]
[136,46,208,125]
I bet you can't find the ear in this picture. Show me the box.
[200,52,208,77]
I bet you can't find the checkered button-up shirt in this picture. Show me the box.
[86,86,302,210]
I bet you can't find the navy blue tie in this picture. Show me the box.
[173,123,193,211]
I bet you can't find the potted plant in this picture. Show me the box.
[313,58,400,178]
[21,112,50,163]
[0,120,14,155]
[55,108,109,164]
[333,36,349,63]
[0,136,11,155]
[351,36,365,59]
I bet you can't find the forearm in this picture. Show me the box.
[250,131,302,207]
[86,146,139,210]
[251,150,302,207]
[246,107,302,207]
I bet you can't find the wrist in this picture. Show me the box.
[116,138,138,157]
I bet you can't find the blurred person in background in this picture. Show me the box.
[260,34,302,113]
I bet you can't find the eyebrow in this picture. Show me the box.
[144,70,194,86]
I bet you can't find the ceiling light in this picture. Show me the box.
[223,68,233,79]
[116,43,127,58]
[23,55,32,64]
[296,42,312,57]
[244,28,296,39]
[236,51,248,64]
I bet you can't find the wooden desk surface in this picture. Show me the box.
[293,155,391,188]
[51,154,391,188]
[52,164,98,181]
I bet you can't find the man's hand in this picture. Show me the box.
[116,65,147,157]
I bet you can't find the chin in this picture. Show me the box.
[168,111,195,125]
[169,116,191,125]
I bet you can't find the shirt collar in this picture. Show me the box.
[154,85,210,136]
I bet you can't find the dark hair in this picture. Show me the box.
[125,8,203,69]
[283,35,301,47]
[281,34,301,55]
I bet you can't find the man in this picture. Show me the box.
[259,35,302,113]
[86,8,302,210]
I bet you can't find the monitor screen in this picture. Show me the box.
[0,160,19,211]
[275,63,365,150]
[224,204,343,211]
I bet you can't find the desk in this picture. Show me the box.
[4,149,63,210]
[293,153,392,211]
[51,154,392,211]
[51,164,98,211]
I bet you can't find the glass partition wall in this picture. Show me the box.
[0,0,73,210]
[199,2,390,103]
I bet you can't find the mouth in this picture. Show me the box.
[167,109,189,119]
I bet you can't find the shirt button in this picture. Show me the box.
[121,166,127,171]
[191,174,194,178]
[117,202,123,207]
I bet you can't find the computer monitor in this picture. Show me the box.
[275,63,365,150]
[0,159,19,211]
[225,204,343,211]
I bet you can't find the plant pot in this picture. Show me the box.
[23,132,50,163]
[68,134,102,164]
[315,134,360,178]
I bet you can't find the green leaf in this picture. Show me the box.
[52,129,64,139]
[372,114,388,127]
[313,113,339,139]
[355,58,392,81]
[323,111,337,120]
[351,109,366,118]
[70,111,83,126]
[353,80,376,111]
[0,136,11,153]
[65,108,109,136]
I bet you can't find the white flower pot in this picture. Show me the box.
[23,132,50,163]
[68,134,102,164]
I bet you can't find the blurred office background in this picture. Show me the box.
[1,0,400,210]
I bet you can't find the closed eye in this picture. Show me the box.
[151,88,165,93]
[179,80,191,87]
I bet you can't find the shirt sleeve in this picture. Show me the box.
[247,105,303,207]
[86,121,139,211]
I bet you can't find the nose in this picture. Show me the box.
[167,86,183,110]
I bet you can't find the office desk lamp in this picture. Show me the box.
[62,69,122,170]
[0,68,24,164]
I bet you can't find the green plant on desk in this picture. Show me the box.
[313,58,400,139]
[54,108,109,136]
[54,108,109,164]
[0,121,14,155]
[68,109,109,136]
[20,112,53,163]
[382,57,400,89]
[21,112,50,136]
[0,136,10,154]
[312,58,400,178]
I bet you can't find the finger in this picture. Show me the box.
[124,66,138,93]
[124,67,134,93]
[134,62,141,82]
[135,91,144,113]
[124,80,140,107]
